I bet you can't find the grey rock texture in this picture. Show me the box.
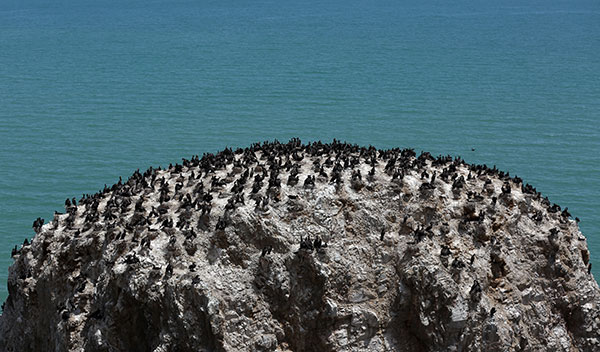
[1,140,599,352]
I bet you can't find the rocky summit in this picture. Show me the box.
[0,139,598,352]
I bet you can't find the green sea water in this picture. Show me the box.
[1,0,599,303]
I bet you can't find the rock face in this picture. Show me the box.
[1,139,599,352]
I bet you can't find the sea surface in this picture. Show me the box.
[1,0,599,303]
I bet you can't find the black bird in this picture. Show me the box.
[303,175,315,189]
[261,246,271,257]
[440,245,451,257]
[299,235,314,251]
[215,217,227,230]
[124,254,139,264]
[451,259,465,269]
[313,237,322,249]
[470,280,481,302]
[32,217,44,233]
[490,307,496,318]
[380,228,385,241]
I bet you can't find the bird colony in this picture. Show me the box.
[1,139,598,352]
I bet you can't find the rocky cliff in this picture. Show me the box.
[1,139,598,352]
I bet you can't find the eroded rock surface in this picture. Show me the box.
[1,140,598,351]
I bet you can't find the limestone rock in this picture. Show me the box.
[1,140,598,351]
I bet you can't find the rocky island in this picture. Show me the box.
[1,139,598,351]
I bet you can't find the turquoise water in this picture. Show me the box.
[1,0,599,303]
